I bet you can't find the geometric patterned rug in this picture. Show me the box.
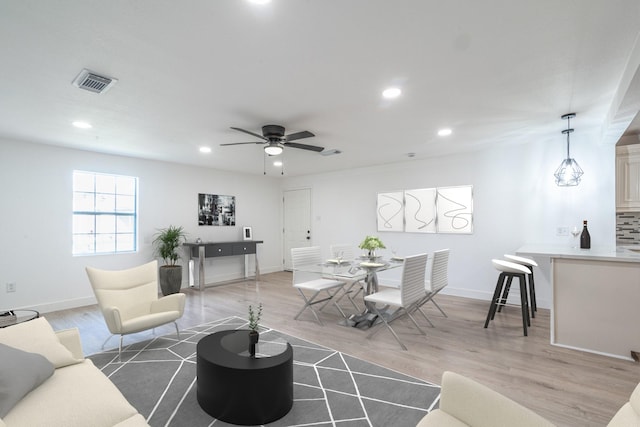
[89,316,440,426]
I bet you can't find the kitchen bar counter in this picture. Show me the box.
[517,245,640,361]
[517,244,640,263]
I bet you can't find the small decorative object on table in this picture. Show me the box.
[358,235,386,260]
[248,302,263,358]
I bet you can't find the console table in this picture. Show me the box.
[183,241,263,290]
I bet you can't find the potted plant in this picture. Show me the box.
[248,302,262,358]
[152,225,188,295]
[358,235,386,259]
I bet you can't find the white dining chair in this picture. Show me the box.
[291,246,347,325]
[415,249,450,326]
[363,253,429,350]
[330,244,366,311]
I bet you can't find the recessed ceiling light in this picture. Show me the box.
[72,121,92,129]
[248,0,271,4]
[437,128,452,136]
[273,161,283,167]
[199,146,212,153]
[382,87,402,99]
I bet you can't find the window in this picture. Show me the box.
[72,171,138,255]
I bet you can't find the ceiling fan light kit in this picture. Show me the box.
[264,144,283,155]
[222,124,324,154]
[554,113,584,187]
[221,123,326,174]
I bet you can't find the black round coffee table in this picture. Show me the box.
[196,329,293,425]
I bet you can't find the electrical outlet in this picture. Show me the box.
[556,226,569,236]
[6,282,16,293]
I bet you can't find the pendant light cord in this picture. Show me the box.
[566,115,571,158]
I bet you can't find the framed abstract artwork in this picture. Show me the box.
[198,193,236,226]
[375,185,473,234]
[404,188,437,233]
[436,185,473,233]
[377,192,404,232]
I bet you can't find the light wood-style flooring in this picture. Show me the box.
[45,272,639,427]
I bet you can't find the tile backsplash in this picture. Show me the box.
[616,212,640,244]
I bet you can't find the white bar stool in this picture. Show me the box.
[504,254,538,317]
[484,259,531,336]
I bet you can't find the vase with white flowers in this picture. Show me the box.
[358,235,386,260]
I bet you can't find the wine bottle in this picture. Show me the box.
[580,220,591,249]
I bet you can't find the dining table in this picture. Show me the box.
[295,256,404,328]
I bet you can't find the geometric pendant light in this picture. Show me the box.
[554,113,583,186]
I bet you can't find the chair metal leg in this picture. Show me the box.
[118,335,124,360]
[366,306,408,351]
[417,307,435,327]
[406,311,427,336]
[316,287,347,319]
[101,334,115,350]
[294,289,324,325]
[335,281,363,311]
[173,321,180,339]
[430,299,448,317]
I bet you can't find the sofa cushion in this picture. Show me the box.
[0,343,54,418]
[0,317,82,368]
[3,359,143,427]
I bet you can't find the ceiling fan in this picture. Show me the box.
[221,125,324,155]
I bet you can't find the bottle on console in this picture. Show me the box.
[580,220,591,249]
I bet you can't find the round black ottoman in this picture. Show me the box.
[196,329,293,425]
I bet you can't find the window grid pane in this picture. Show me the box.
[73,171,138,255]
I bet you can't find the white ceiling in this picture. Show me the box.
[1,1,640,176]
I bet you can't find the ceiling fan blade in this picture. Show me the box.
[230,127,267,141]
[284,142,324,152]
[220,142,264,146]
[285,130,315,141]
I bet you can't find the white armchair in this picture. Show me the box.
[85,260,186,356]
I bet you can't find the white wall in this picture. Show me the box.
[0,138,283,313]
[281,134,616,309]
[0,130,615,314]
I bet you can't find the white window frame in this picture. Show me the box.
[72,170,138,255]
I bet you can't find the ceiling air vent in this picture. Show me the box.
[320,149,342,156]
[72,69,118,94]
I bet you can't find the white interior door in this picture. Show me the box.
[283,188,312,270]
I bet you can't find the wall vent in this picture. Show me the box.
[72,69,118,94]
